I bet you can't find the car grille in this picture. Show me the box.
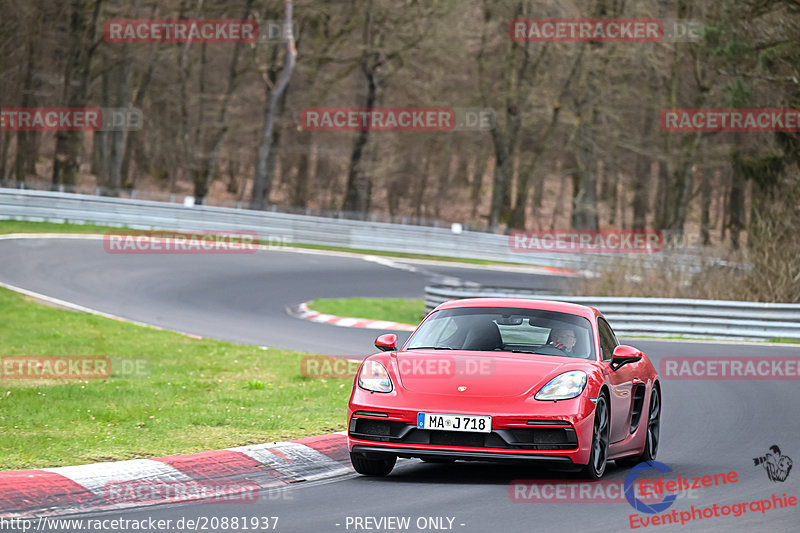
[349,417,577,450]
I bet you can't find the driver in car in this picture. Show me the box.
[549,327,577,353]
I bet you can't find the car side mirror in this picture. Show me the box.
[610,344,642,371]
[375,333,398,352]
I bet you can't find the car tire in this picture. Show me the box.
[616,386,660,467]
[350,452,397,476]
[582,393,609,480]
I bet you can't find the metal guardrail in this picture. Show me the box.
[424,285,800,341]
[0,178,464,229]
[1,189,790,340]
[0,188,701,271]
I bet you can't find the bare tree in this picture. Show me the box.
[52,0,103,187]
[251,0,297,210]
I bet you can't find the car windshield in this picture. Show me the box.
[405,306,595,360]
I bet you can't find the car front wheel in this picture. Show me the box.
[582,393,609,479]
[350,452,397,476]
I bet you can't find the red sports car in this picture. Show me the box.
[347,298,661,479]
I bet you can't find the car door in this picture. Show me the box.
[598,317,635,443]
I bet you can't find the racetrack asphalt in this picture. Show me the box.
[0,235,797,532]
[0,237,574,356]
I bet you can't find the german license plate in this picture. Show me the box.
[417,413,491,433]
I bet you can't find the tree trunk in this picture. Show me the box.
[198,0,253,201]
[728,135,746,250]
[290,129,312,207]
[250,1,297,210]
[433,154,457,219]
[176,1,194,195]
[551,165,569,230]
[91,50,110,183]
[507,101,563,230]
[565,0,617,231]
[477,2,535,232]
[107,43,132,193]
[341,6,385,215]
[660,0,709,233]
[664,132,701,231]
[191,42,208,204]
[470,155,485,220]
[340,67,376,214]
[52,0,102,187]
[0,132,10,181]
[654,160,669,228]
[121,63,153,188]
[571,111,599,230]
[700,168,711,245]
[607,159,619,226]
[15,24,43,183]
[413,156,430,220]
[632,114,654,229]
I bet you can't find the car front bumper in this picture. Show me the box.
[347,392,597,466]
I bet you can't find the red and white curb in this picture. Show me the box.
[287,302,417,332]
[0,433,351,519]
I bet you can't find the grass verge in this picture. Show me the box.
[766,338,800,344]
[0,286,350,470]
[308,298,425,326]
[0,220,123,235]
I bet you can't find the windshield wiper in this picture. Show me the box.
[510,349,585,358]
[405,346,454,350]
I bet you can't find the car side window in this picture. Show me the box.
[428,317,458,345]
[597,318,618,361]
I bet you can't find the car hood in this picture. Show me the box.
[393,350,589,397]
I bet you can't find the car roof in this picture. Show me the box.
[434,297,600,321]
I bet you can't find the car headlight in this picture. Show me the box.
[358,361,393,393]
[534,370,587,401]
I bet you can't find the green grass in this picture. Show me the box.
[287,242,522,266]
[0,220,524,266]
[0,287,352,470]
[308,298,426,326]
[0,220,125,235]
[767,338,800,344]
